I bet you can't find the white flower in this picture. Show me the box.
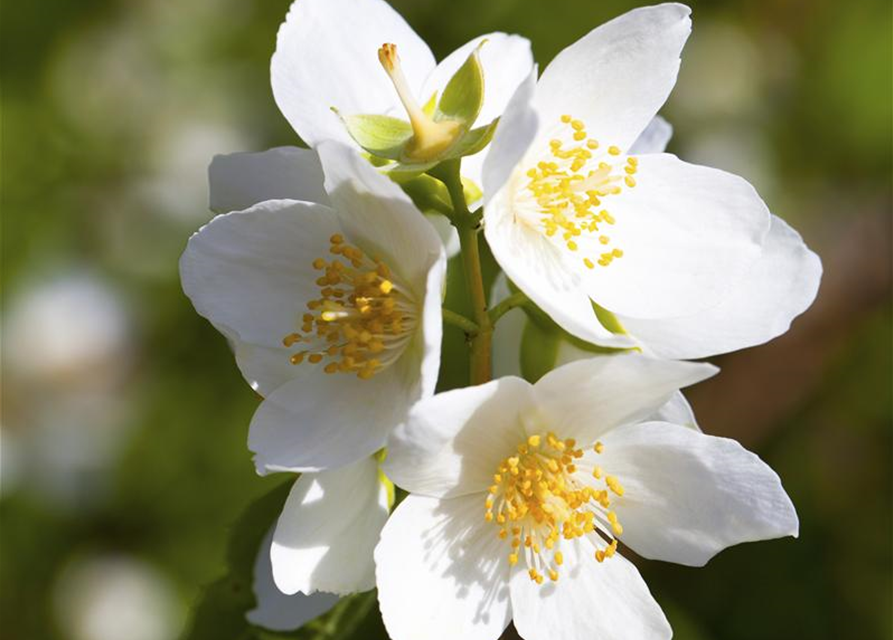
[208,0,532,258]
[180,141,446,473]
[377,354,799,640]
[481,3,821,357]
[271,0,533,187]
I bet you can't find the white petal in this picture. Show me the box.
[644,390,699,430]
[618,215,823,359]
[484,195,634,347]
[375,494,511,640]
[180,200,340,348]
[247,528,339,631]
[535,4,691,150]
[179,200,342,393]
[231,342,302,398]
[271,0,435,147]
[249,364,411,474]
[418,245,447,401]
[317,142,446,290]
[629,116,674,155]
[531,354,716,445]
[555,345,700,430]
[580,153,770,319]
[209,147,329,214]
[600,421,799,566]
[482,68,539,203]
[510,538,670,640]
[385,377,534,498]
[271,458,389,595]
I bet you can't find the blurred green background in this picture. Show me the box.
[2,0,891,639]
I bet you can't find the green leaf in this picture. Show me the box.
[181,478,293,640]
[387,158,439,179]
[337,113,413,161]
[436,45,485,127]
[181,478,391,640]
[271,590,388,640]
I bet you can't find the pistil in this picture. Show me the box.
[378,43,462,162]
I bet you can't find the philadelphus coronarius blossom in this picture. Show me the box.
[481,3,821,357]
[377,355,799,640]
[272,0,533,184]
[182,141,443,600]
[182,141,445,473]
[218,0,532,257]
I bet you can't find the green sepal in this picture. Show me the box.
[561,328,637,356]
[435,44,485,127]
[448,117,499,159]
[592,301,629,335]
[335,112,412,161]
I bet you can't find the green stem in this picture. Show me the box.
[457,223,493,384]
[489,291,528,325]
[442,309,479,335]
[433,159,493,385]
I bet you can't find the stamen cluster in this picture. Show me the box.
[485,432,626,584]
[282,234,416,379]
[524,115,638,269]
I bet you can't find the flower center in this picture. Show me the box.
[282,233,416,379]
[378,43,462,162]
[485,432,625,584]
[517,115,638,269]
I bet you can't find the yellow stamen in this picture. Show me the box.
[484,432,626,585]
[522,115,636,270]
[283,235,416,379]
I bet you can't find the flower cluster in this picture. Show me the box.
[180,0,821,638]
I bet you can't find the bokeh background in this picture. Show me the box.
[2,0,891,638]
